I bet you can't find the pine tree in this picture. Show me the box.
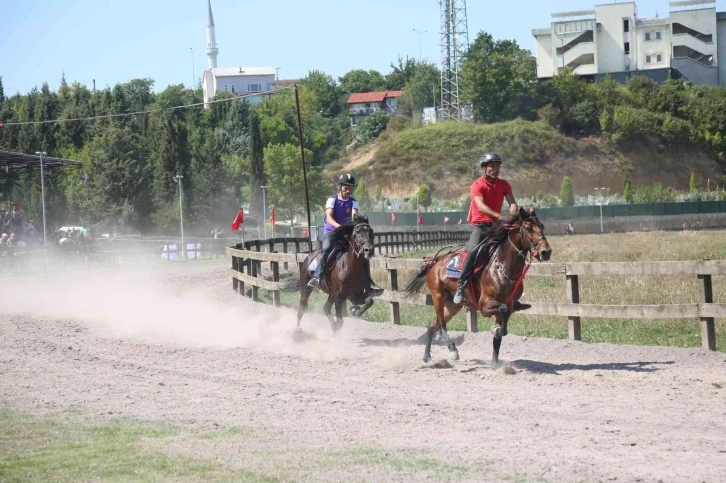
[689,172,698,193]
[559,176,575,207]
[623,171,633,203]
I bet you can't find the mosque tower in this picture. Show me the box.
[206,0,218,69]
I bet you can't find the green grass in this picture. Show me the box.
[0,410,498,482]
[258,230,726,352]
[0,410,271,483]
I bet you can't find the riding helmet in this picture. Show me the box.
[479,152,503,167]
[338,173,356,186]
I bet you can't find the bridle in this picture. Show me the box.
[507,220,547,261]
[349,222,372,257]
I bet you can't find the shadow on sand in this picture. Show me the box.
[508,359,676,375]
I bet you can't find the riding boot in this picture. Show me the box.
[512,300,531,311]
[364,261,384,296]
[453,282,466,304]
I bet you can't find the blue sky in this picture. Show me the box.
[1,0,724,96]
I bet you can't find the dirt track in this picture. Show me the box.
[2,262,726,482]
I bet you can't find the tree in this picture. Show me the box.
[338,69,386,96]
[559,177,575,207]
[353,178,374,211]
[689,171,698,193]
[248,111,265,217]
[0,76,5,105]
[190,133,224,225]
[385,57,417,90]
[263,143,326,228]
[399,62,440,116]
[623,170,633,203]
[417,184,433,211]
[301,70,342,117]
[460,32,537,123]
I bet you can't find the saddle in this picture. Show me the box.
[445,245,495,280]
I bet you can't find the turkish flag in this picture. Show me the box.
[231,208,244,231]
[391,213,397,222]
[444,216,450,224]
[270,208,276,226]
[457,219,462,225]
[418,215,423,225]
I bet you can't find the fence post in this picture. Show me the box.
[232,255,239,292]
[467,308,478,332]
[388,267,401,324]
[283,240,289,270]
[566,274,581,340]
[698,274,716,351]
[238,254,245,296]
[271,258,281,307]
[250,256,259,302]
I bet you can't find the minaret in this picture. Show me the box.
[206,0,218,69]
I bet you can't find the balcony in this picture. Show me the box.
[672,23,713,43]
[673,45,715,66]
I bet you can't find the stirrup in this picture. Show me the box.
[453,285,466,304]
[307,277,321,290]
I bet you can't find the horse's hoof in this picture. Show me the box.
[350,305,361,317]
[423,355,432,363]
[491,326,502,337]
[450,351,460,361]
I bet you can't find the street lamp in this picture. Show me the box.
[190,48,196,98]
[174,174,184,258]
[594,187,606,233]
[412,28,427,60]
[261,185,267,239]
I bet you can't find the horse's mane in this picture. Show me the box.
[328,215,370,253]
[480,210,540,248]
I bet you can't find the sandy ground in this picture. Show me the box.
[2,261,726,482]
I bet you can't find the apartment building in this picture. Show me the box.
[532,0,726,85]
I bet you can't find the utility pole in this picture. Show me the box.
[261,185,267,239]
[412,28,426,60]
[35,151,48,268]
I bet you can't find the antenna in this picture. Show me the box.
[439,0,470,121]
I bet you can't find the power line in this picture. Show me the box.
[0,86,293,127]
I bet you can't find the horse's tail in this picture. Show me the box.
[403,258,438,296]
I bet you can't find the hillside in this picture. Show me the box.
[334,120,724,200]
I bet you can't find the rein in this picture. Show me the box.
[503,221,546,306]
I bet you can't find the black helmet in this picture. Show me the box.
[479,152,503,167]
[338,173,356,186]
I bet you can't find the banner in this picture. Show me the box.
[231,208,244,231]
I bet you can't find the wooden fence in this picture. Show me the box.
[230,236,725,351]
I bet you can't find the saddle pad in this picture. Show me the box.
[308,252,322,272]
[445,251,467,279]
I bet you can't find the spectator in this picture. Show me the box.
[0,233,7,247]
[7,233,16,247]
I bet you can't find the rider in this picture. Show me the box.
[453,152,528,310]
[307,174,383,295]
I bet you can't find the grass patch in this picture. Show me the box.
[0,410,272,483]
[255,230,726,351]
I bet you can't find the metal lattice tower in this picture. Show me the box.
[439,0,470,121]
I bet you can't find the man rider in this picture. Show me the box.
[453,152,528,310]
[307,174,383,295]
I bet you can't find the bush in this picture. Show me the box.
[357,111,389,144]
[611,106,661,144]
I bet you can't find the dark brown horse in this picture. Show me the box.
[297,215,380,333]
[403,207,552,365]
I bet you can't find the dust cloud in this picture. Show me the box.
[2,266,356,361]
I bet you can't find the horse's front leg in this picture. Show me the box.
[491,312,505,367]
[479,296,509,317]
[351,296,374,318]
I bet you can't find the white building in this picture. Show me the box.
[532,0,726,86]
[201,0,277,107]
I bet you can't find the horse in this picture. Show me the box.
[402,207,552,365]
[297,215,380,333]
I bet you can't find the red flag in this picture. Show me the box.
[444,216,450,224]
[391,213,397,222]
[457,219,462,225]
[270,207,276,226]
[418,215,423,225]
[231,208,244,231]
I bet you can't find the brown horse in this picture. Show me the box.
[403,207,552,365]
[297,215,380,333]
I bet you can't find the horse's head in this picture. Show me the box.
[351,215,374,259]
[514,207,552,261]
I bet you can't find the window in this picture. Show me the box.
[624,42,630,55]
[386,97,397,107]
[247,84,262,93]
[646,54,663,64]
[224,85,228,92]
[231,85,235,93]
[623,19,630,32]
[645,31,662,41]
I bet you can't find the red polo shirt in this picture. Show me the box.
[467,176,512,224]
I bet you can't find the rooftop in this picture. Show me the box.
[347,90,404,104]
[209,66,276,77]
